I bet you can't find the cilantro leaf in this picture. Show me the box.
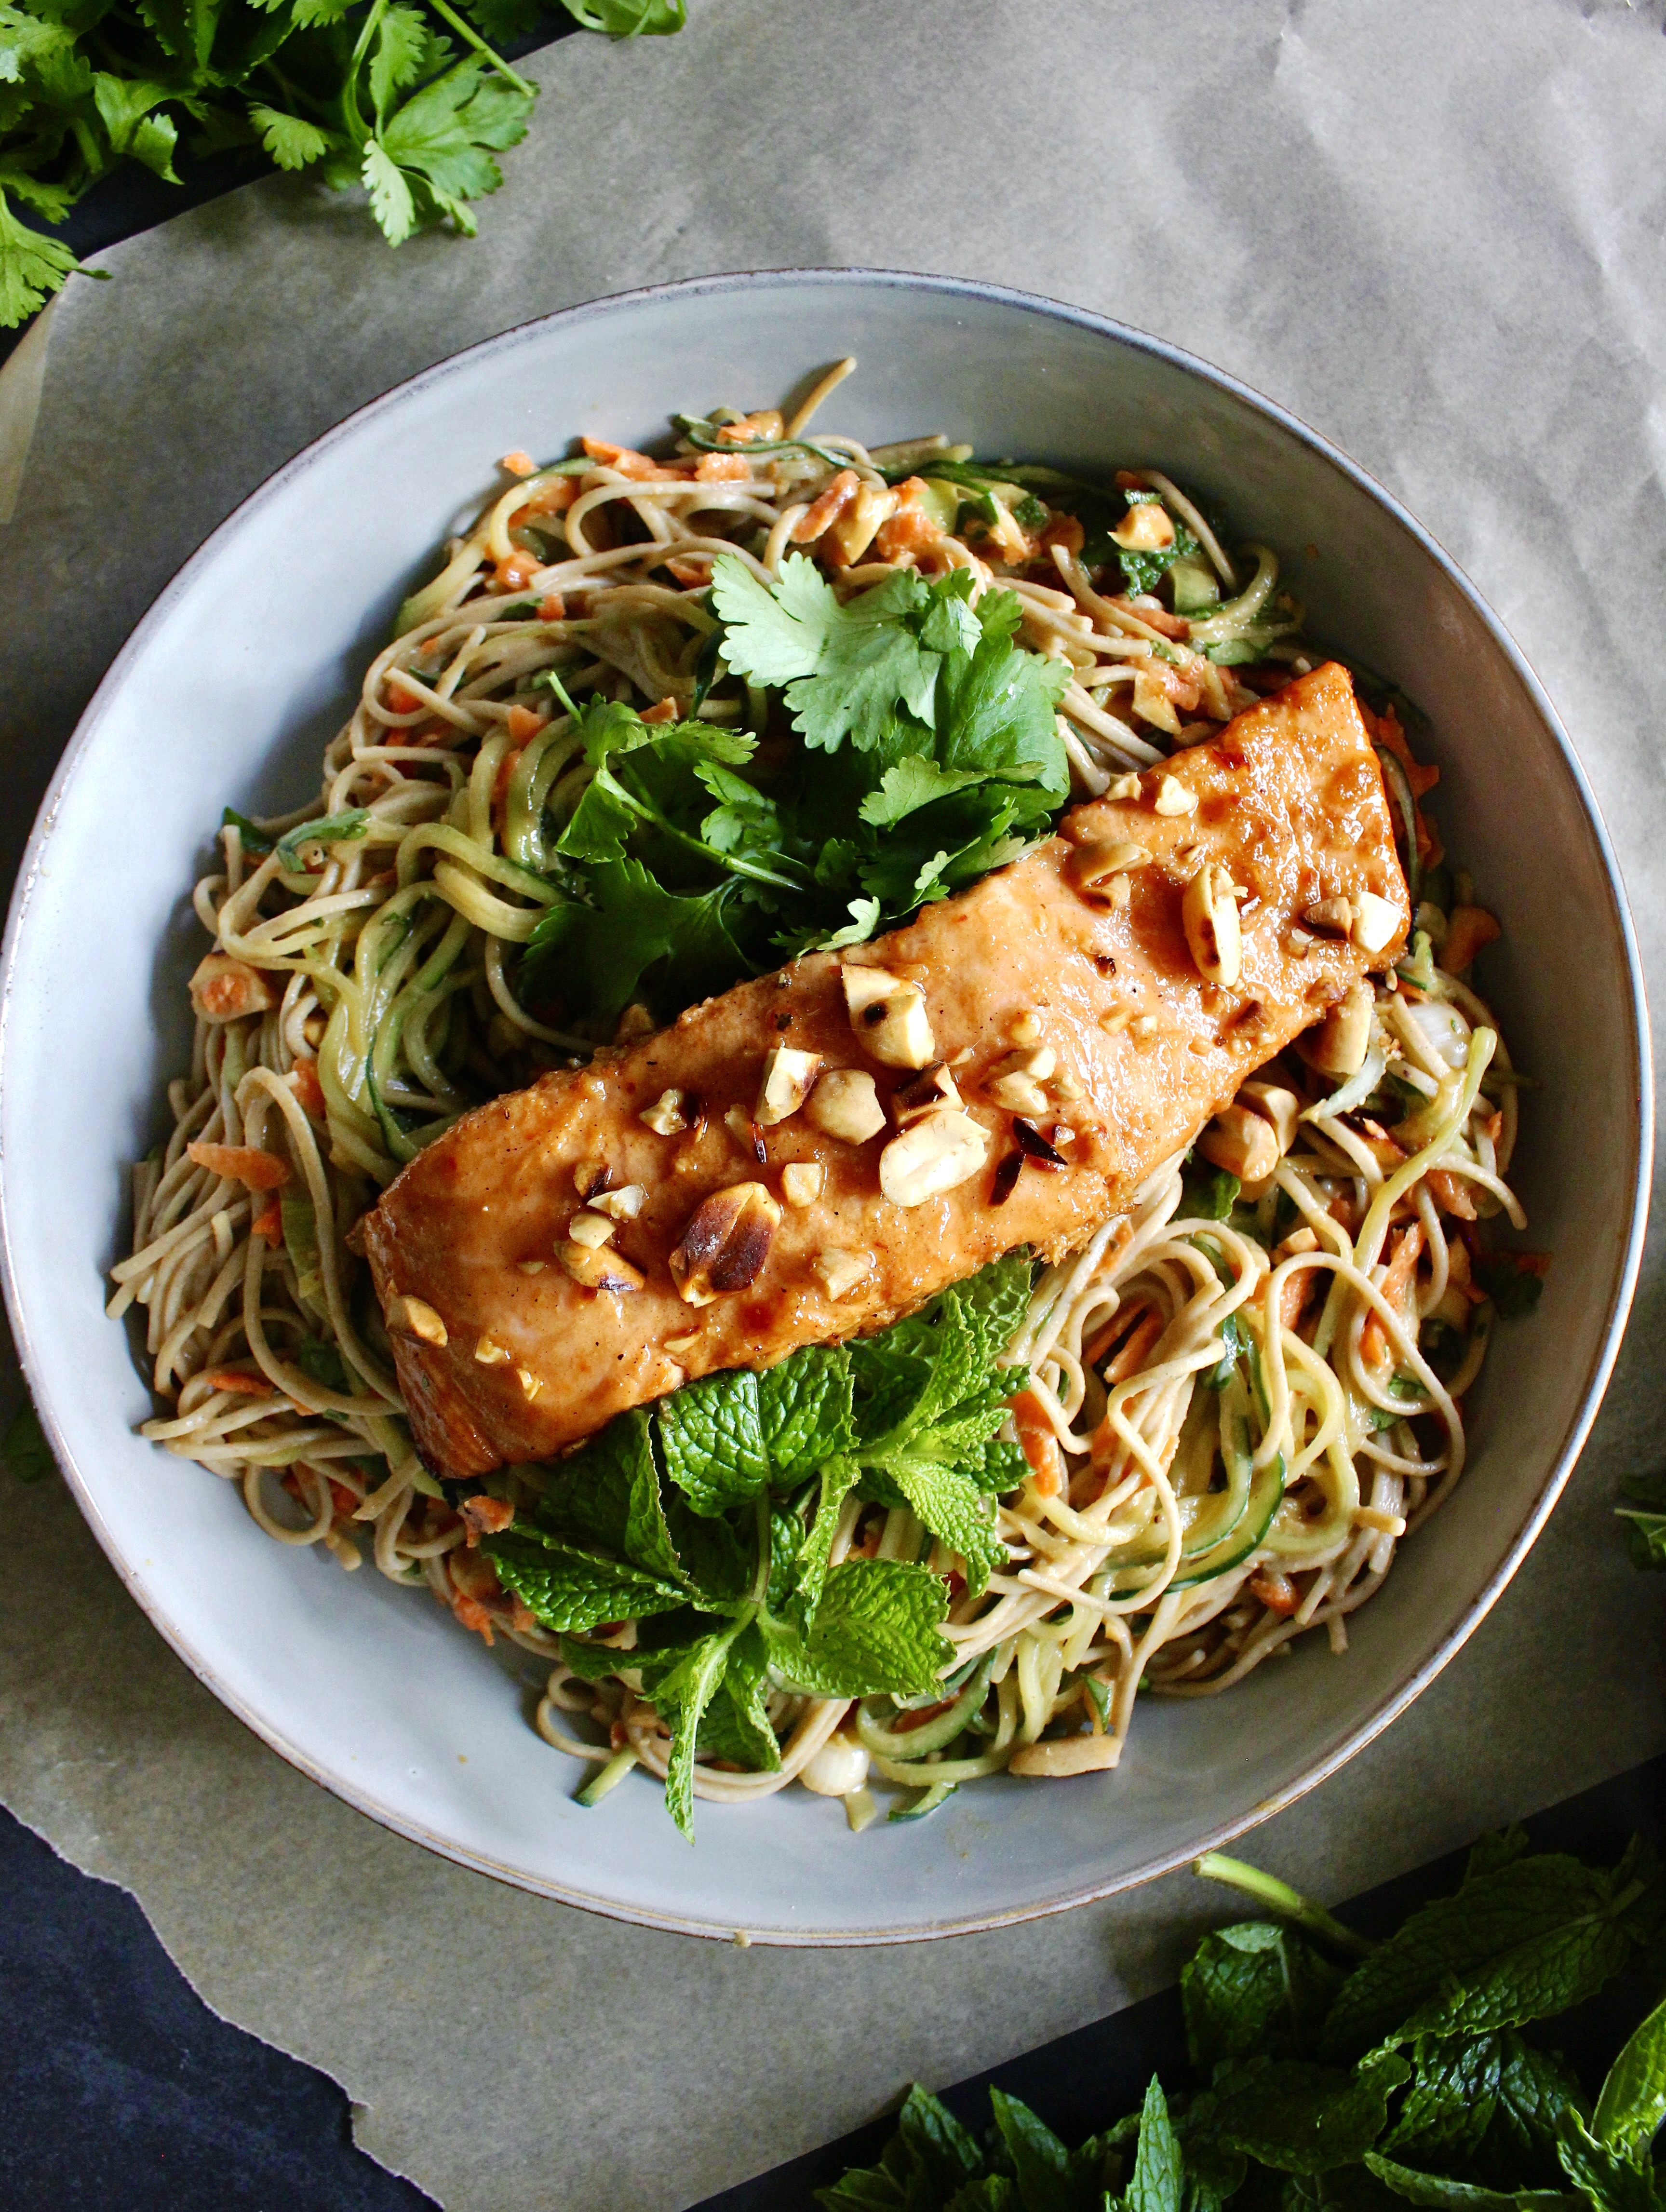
[247,103,339,169]
[565,0,686,32]
[711,553,939,753]
[522,861,746,1030]
[760,1559,950,1697]
[0,186,83,324]
[1616,1474,1666,1572]
[858,755,990,828]
[484,1529,687,1632]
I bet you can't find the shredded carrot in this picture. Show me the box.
[580,437,686,482]
[695,452,750,482]
[1360,1222,1424,1369]
[790,467,859,544]
[537,591,566,620]
[715,410,783,445]
[187,1140,290,1191]
[1039,512,1086,557]
[250,1199,282,1242]
[205,1369,274,1397]
[499,449,536,478]
[1443,905,1501,973]
[459,1494,515,1546]
[1110,593,1189,642]
[289,1057,326,1121]
[1361,701,1443,869]
[640,697,678,725]
[1250,1569,1300,1615]
[665,557,711,587]
[493,553,540,593]
[453,1595,496,1645]
[492,744,525,831]
[1009,1388,1063,1496]
[1097,1309,1159,1380]
[385,679,422,714]
[874,502,944,562]
[1424,1167,1478,1220]
[505,702,543,743]
[1278,1268,1318,1335]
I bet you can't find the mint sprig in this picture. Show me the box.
[496,1255,1034,1835]
[819,1833,1666,2212]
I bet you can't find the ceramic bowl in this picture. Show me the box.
[0,271,1648,1942]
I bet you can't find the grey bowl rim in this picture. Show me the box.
[0,264,1651,1945]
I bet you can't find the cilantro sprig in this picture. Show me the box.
[484,1255,1034,1836]
[819,1829,1666,2212]
[517,561,1071,1033]
[0,0,686,328]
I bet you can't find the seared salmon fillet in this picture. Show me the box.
[365,662,1408,1479]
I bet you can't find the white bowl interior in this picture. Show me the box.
[1,273,1645,1942]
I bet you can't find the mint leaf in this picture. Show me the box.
[987,2087,1075,2212]
[1182,1922,1344,2073]
[1321,1854,1653,2060]
[759,1346,855,1482]
[1383,2035,1503,2163]
[697,1619,779,1772]
[880,1456,1006,1598]
[711,553,938,753]
[663,1494,752,1603]
[656,1618,744,1838]
[485,1530,687,1632]
[793,1458,861,1622]
[1127,2077,1186,2212]
[762,1560,950,1697]
[1555,2113,1660,2212]
[896,2085,986,2200]
[1474,2037,1589,2192]
[1592,1990,1666,2160]
[658,1368,770,1516]
[1365,2156,1575,2212]
[536,1407,683,1583]
[1210,2053,1411,2174]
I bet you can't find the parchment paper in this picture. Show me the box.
[3,3,1666,2206]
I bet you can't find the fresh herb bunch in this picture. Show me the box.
[517,553,1071,1035]
[0,0,685,329]
[820,1831,1666,2212]
[484,1253,1034,1835]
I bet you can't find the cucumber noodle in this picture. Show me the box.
[107,361,1527,1824]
